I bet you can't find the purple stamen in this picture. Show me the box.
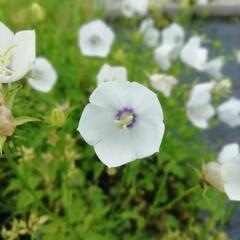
[116,107,137,128]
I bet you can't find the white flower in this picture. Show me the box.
[77,80,165,168]
[197,0,208,6]
[203,143,240,201]
[0,22,35,83]
[149,74,178,97]
[27,57,57,93]
[180,36,208,71]
[217,98,240,127]
[139,18,160,47]
[203,56,224,80]
[121,0,149,18]
[96,64,127,85]
[187,82,215,129]
[78,20,115,58]
[154,23,185,70]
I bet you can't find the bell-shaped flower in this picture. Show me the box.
[203,143,240,201]
[96,64,127,85]
[0,22,35,83]
[203,56,224,80]
[154,23,185,70]
[78,80,165,168]
[149,73,178,97]
[27,57,57,93]
[139,18,160,48]
[180,36,208,71]
[187,82,215,129]
[217,98,240,127]
[78,20,115,58]
[121,0,149,18]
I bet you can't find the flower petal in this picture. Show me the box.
[0,22,14,55]
[218,143,239,164]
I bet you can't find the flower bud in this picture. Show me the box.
[213,78,232,97]
[49,108,66,128]
[30,3,45,23]
[202,162,224,192]
[0,106,15,136]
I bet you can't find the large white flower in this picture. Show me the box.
[149,74,178,97]
[139,18,160,48]
[187,82,215,129]
[78,80,165,168]
[0,22,35,83]
[203,143,240,201]
[217,98,240,127]
[96,64,127,86]
[78,20,115,58]
[27,57,57,93]
[203,56,224,80]
[121,0,149,18]
[154,23,185,70]
[180,36,208,71]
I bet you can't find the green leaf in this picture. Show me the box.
[14,116,41,126]
[0,136,7,155]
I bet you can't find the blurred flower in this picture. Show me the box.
[0,22,35,83]
[203,143,240,201]
[187,82,215,129]
[235,50,240,63]
[97,64,127,85]
[212,78,232,97]
[30,2,45,23]
[78,80,165,167]
[217,98,240,127]
[0,105,15,136]
[139,18,160,47]
[197,0,208,6]
[78,20,115,58]
[27,57,57,93]
[203,56,224,80]
[180,36,208,71]
[154,23,185,70]
[121,0,149,18]
[149,73,178,97]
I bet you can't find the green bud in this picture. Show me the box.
[49,108,66,128]
[30,3,45,23]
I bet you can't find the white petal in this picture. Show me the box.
[9,30,36,82]
[154,45,173,70]
[121,0,148,18]
[217,98,240,127]
[78,20,115,58]
[77,103,116,146]
[97,64,127,85]
[203,56,224,80]
[94,130,137,168]
[0,22,14,55]
[222,160,240,201]
[218,143,239,164]
[236,50,240,63]
[197,0,208,5]
[180,36,208,71]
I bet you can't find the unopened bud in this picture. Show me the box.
[49,108,66,128]
[0,106,15,136]
[202,162,224,192]
[30,3,45,23]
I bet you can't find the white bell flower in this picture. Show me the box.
[187,82,215,129]
[27,57,57,93]
[203,143,240,201]
[78,80,165,168]
[149,73,178,97]
[217,98,240,127]
[121,0,149,18]
[154,23,185,70]
[203,56,224,80]
[78,20,115,58]
[139,18,160,48]
[180,36,208,71]
[96,64,127,86]
[0,22,35,83]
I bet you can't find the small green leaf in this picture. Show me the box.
[14,116,41,126]
[0,136,7,155]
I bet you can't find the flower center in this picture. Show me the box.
[0,45,16,76]
[114,108,136,130]
[89,34,101,45]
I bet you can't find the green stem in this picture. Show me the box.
[153,184,200,215]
